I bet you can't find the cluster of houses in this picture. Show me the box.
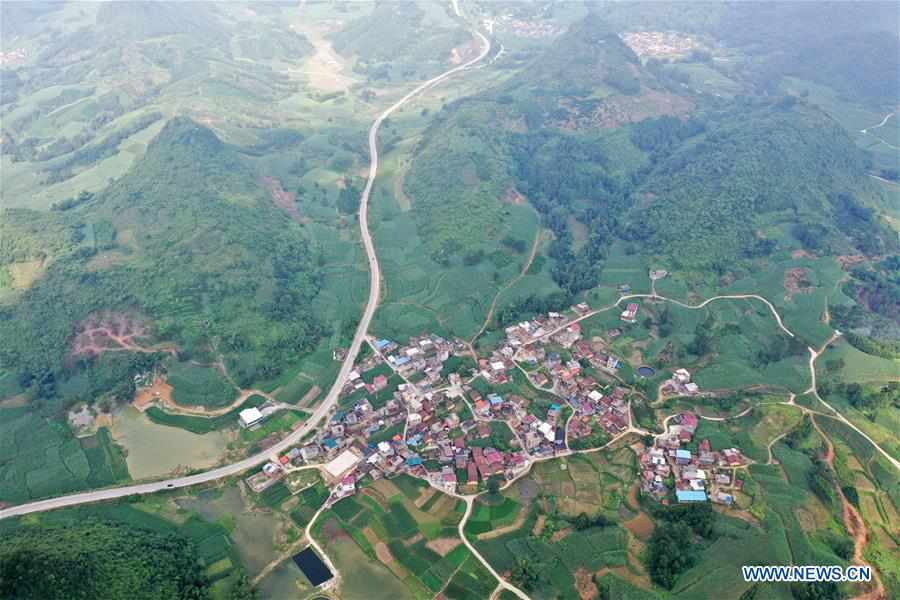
[660,368,700,397]
[640,412,747,505]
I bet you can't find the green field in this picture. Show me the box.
[167,362,237,409]
[0,407,128,504]
[313,475,470,598]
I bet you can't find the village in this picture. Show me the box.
[242,299,749,513]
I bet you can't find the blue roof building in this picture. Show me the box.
[322,438,338,450]
[676,490,708,503]
[488,393,503,406]
[375,339,392,350]
[406,456,423,467]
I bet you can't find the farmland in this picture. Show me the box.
[312,475,484,599]
[0,406,128,505]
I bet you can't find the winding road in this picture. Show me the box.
[0,19,491,523]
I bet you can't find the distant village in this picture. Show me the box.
[241,299,746,509]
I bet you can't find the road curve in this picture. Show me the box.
[0,27,492,522]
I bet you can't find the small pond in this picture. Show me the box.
[637,366,656,378]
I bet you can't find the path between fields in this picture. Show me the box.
[0,10,491,522]
[470,226,543,347]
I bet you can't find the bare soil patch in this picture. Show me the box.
[837,254,867,270]
[502,186,528,206]
[792,249,814,259]
[623,512,654,541]
[71,311,176,358]
[575,567,599,600]
[414,487,437,508]
[426,537,461,556]
[0,395,28,408]
[299,384,321,408]
[260,176,305,224]
[532,514,546,536]
[321,518,350,543]
[550,528,572,543]
[133,376,175,411]
[784,267,815,300]
[7,259,45,290]
[476,507,529,540]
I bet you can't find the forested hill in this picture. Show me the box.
[405,10,892,296]
[0,520,211,600]
[626,101,889,269]
[0,118,324,405]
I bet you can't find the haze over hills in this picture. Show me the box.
[1,3,898,600]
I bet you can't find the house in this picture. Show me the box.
[675,449,692,465]
[676,490,708,503]
[712,491,734,505]
[373,375,389,391]
[300,445,320,462]
[239,407,263,429]
[440,470,457,493]
[620,303,639,323]
[467,462,479,485]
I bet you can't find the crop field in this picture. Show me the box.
[167,362,238,409]
[0,407,128,504]
[370,171,547,341]
[314,475,469,599]
[578,294,811,393]
[818,338,900,385]
[688,404,801,463]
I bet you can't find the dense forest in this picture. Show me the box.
[0,520,211,600]
[0,118,325,406]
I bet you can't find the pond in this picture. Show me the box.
[111,406,229,479]
[637,366,656,378]
[293,547,333,586]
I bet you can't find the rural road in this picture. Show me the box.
[0,23,492,522]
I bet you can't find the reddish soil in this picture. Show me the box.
[425,537,461,557]
[792,249,815,259]
[502,186,528,205]
[320,518,350,543]
[133,377,175,411]
[71,311,176,358]
[812,417,885,600]
[575,567,599,600]
[623,512,654,541]
[260,176,304,224]
[837,254,867,270]
[784,267,815,300]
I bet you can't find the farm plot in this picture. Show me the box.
[0,408,128,504]
[167,362,238,409]
[315,476,468,598]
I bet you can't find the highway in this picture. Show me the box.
[0,25,491,522]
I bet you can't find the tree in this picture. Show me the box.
[510,557,540,590]
[646,522,695,589]
[486,477,501,495]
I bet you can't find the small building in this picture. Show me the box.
[676,490,708,503]
[675,449,692,465]
[239,407,263,429]
[324,449,363,482]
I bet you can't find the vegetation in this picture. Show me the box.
[0,520,211,600]
[0,118,325,407]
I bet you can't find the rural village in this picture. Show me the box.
[241,299,749,519]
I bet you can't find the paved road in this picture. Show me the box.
[0,26,492,522]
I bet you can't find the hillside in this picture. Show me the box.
[406,10,894,298]
[627,102,891,269]
[329,0,468,81]
[0,118,324,405]
[0,520,211,600]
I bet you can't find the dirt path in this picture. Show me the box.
[470,226,542,347]
[811,416,885,600]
